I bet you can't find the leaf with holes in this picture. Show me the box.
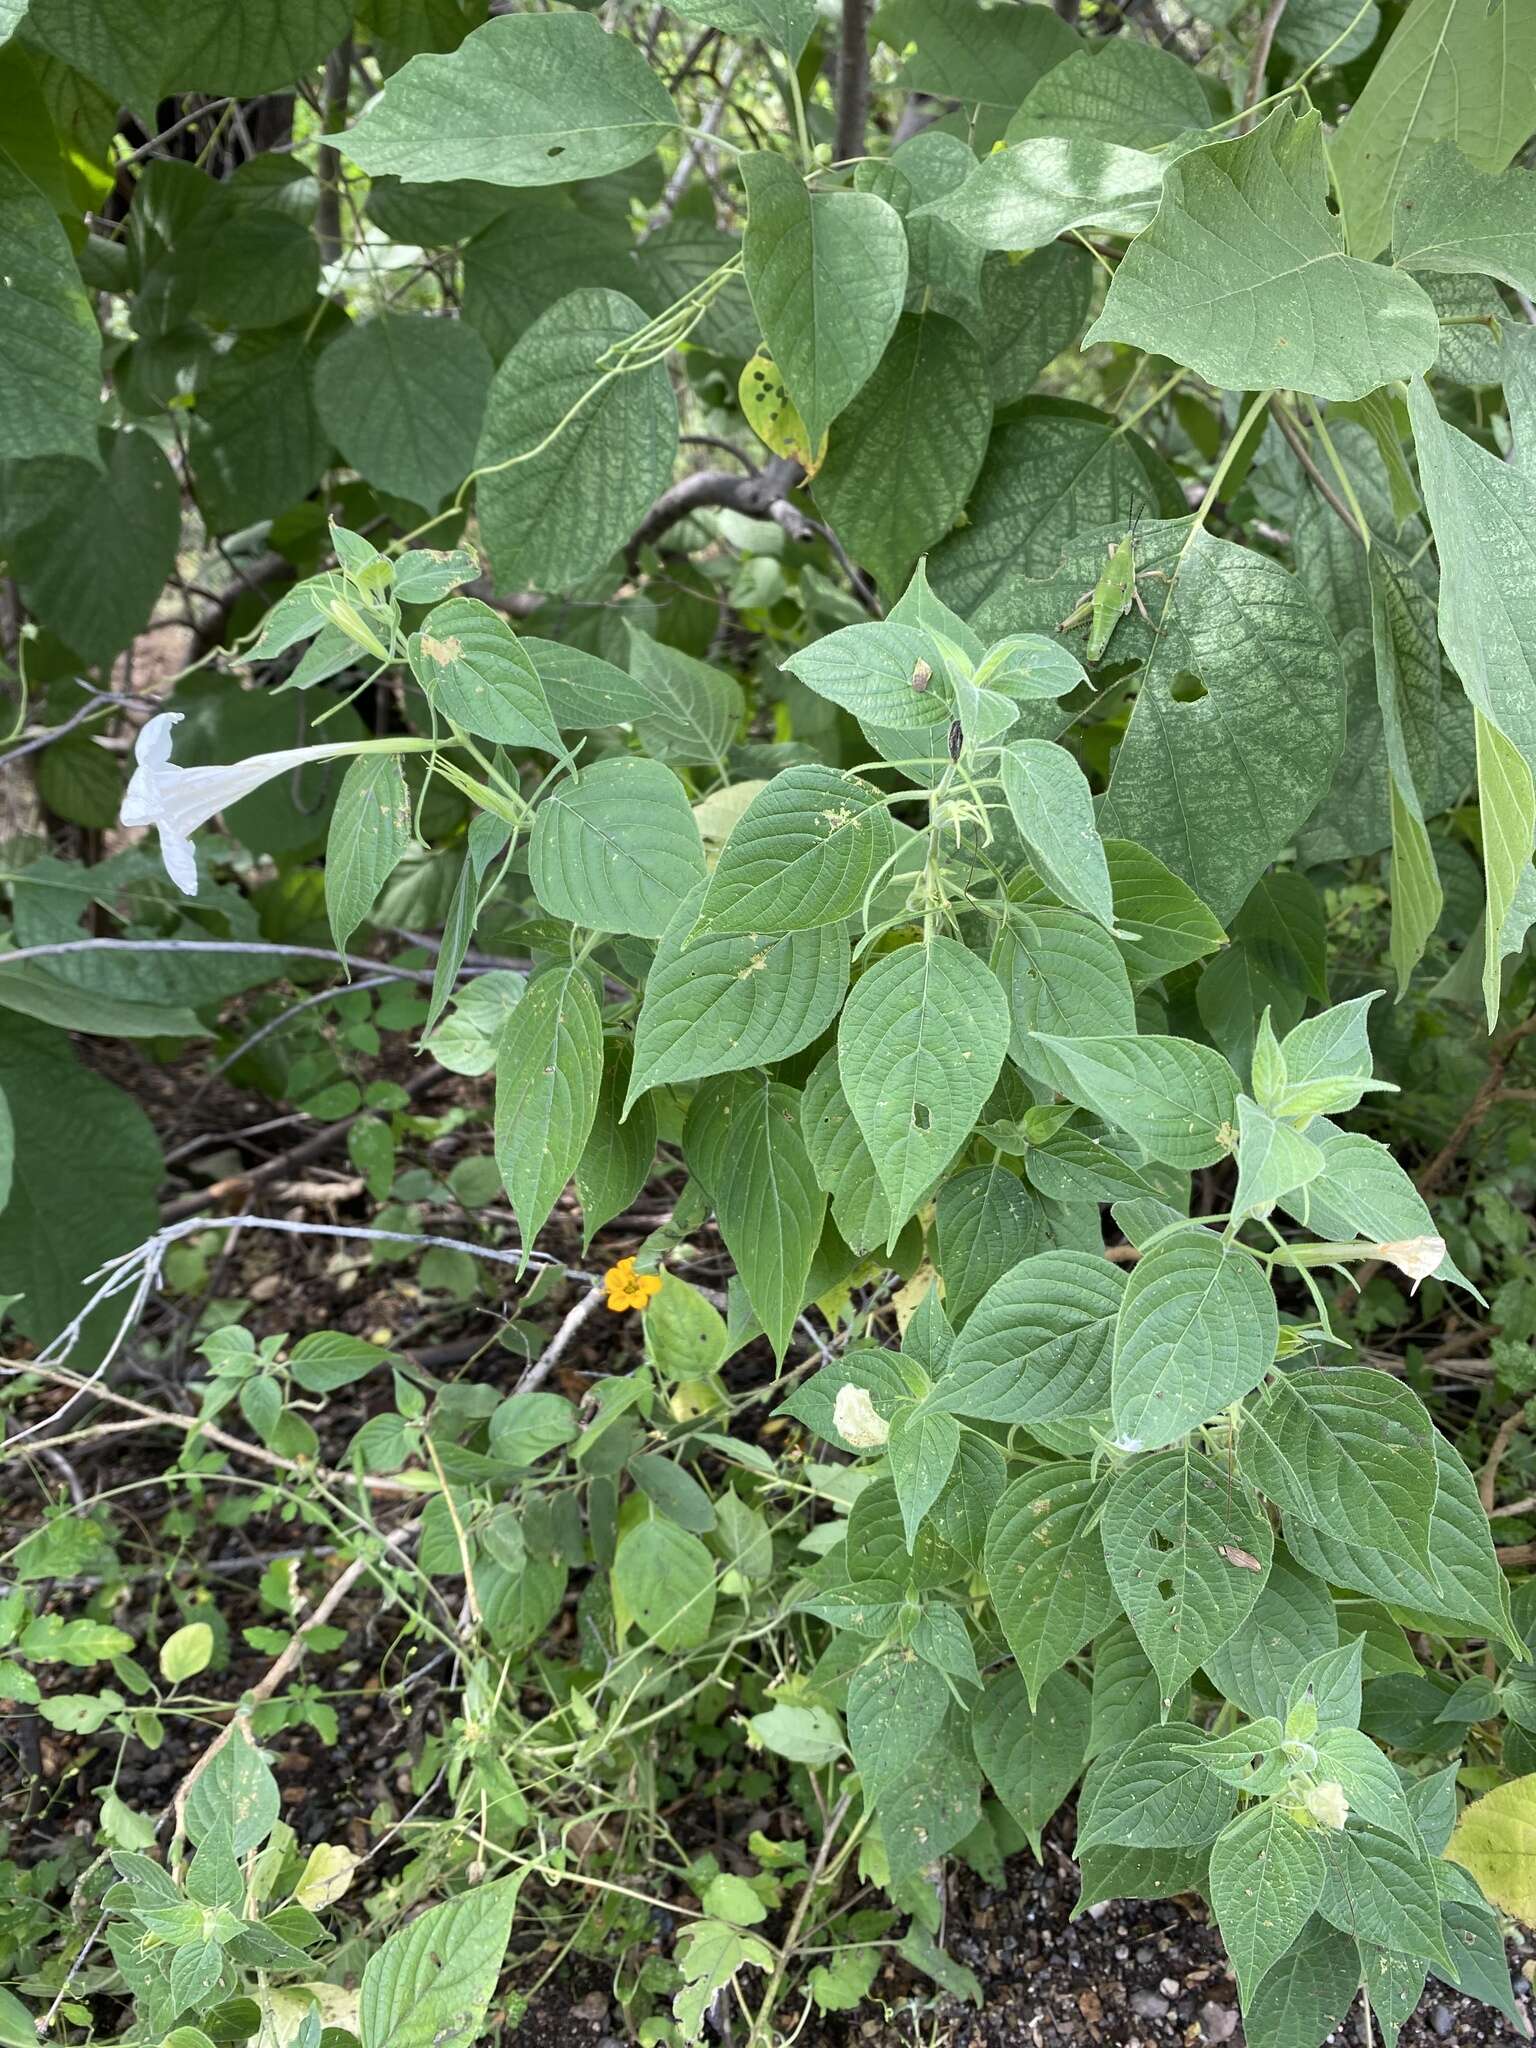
[409,598,565,756]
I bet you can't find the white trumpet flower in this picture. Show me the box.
[1375,1235,1446,1292]
[121,713,385,896]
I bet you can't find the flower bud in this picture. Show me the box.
[1304,1780,1349,1830]
[833,1383,889,1450]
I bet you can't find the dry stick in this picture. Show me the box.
[516,1281,608,1395]
[834,0,873,164]
[1270,404,1366,545]
[1242,0,1288,120]
[1479,1409,1524,1515]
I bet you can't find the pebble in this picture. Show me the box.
[1200,2002,1239,2042]
[1433,2007,1456,2038]
[1130,1989,1171,2019]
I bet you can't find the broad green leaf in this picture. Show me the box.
[315,315,492,511]
[1317,1823,1450,1968]
[628,885,849,1105]
[846,1648,951,1805]
[782,619,949,731]
[1087,1613,1167,1759]
[684,1073,825,1361]
[1331,0,1536,259]
[1022,1124,1169,1207]
[342,13,677,187]
[1087,107,1437,399]
[983,1464,1118,1705]
[1276,0,1380,65]
[1394,141,1536,298]
[1368,547,1448,991]
[800,1050,897,1255]
[740,151,908,449]
[1073,1842,1211,1917]
[524,637,660,731]
[1104,839,1227,985]
[1475,707,1536,1030]
[184,1725,279,1854]
[1076,1723,1235,1851]
[932,1427,1008,1566]
[1093,527,1345,925]
[575,1044,656,1248]
[844,1471,965,1591]
[1312,1725,1418,1842]
[933,1249,1124,1426]
[1238,1367,1439,1575]
[325,756,412,956]
[919,136,1163,246]
[493,965,603,1252]
[529,757,705,940]
[613,1518,716,1650]
[1100,1445,1273,1695]
[998,741,1115,932]
[159,1622,213,1683]
[1110,1236,1277,1451]
[408,598,565,756]
[996,905,1136,1086]
[27,0,349,104]
[749,1703,845,1766]
[838,937,1009,1243]
[1232,1097,1325,1221]
[980,244,1095,407]
[1209,1805,1325,2001]
[812,311,991,594]
[934,1164,1044,1327]
[188,324,330,532]
[673,0,815,57]
[1238,1918,1361,2048]
[0,152,101,465]
[476,289,678,594]
[854,131,987,326]
[694,765,897,934]
[6,430,180,667]
[929,402,1180,621]
[1033,1032,1238,1170]
[463,187,639,364]
[625,630,743,773]
[1269,992,1391,1121]
[1281,1118,1471,1292]
[1434,1860,1530,2027]
[972,1667,1089,1850]
[880,1735,985,1883]
[1284,1433,1517,1652]
[887,1405,960,1547]
[1006,36,1211,149]
[873,0,1080,109]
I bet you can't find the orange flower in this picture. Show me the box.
[602,1257,663,1314]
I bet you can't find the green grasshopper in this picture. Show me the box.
[1058,518,1160,662]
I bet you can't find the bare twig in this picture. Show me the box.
[626,456,809,569]
[1243,0,1288,120]
[315,36,352,266]
[516,1281,608,1394]
[1480,1410,1523,1514]
[1271,404,1366,546]
[0,937,440,983]
[835,0,874,163]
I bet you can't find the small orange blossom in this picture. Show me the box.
[602,1256,663,1313]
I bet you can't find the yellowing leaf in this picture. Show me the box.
[294,1841,360,1911]
[1448,1773,1536,1925]
[739,348,827,476]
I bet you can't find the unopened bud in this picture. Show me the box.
[1304,1781,1349,1830]
[833,1383,889,1449]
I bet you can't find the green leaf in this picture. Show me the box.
[997,907,1136,1091]
[409,597,565,756]
[1087,1613,1168,1759]
[1076,1723,1235,1851]
[1284,1433,1517,1652]
[476,289,678,594]
[740,150,908,450]
[325,755,412,957]
[1317,1823,1450,1968]
[628,884,848,1105]
[846,1647,951,1805]
[1394,141,1536,298]
[887,1406,961,1548]
[529,757,705,940]
[315,315,492,511]
[613,1517,717,1651]
[1280,1118,1470,1292]
[1209,1805,1326,2001]
[838,937,1009,1243]
[983,1464,1118,1706]
[1086,107,1437,399]
[972,1666,1088,1850]
[1232,1097,1325,1221]
[1006,35,1212,149]
[625,629,742,773]
[800,1050,897,1256]
[1110,1236,1277,1451]
[1097,527,1346,925]
[576,1044,656,1248]
[933,1248,1124,1425]
[341,13,677,187]
[1100,1445,1273,1695]
[919,136,1163,246]
[1433,1863,1528,2033]
[462,186,640,363]
[1269,992,1391,1120]
[980,244,1095,407]
[27,0,349,105]
[844,1471,965,1592]
[7,430,180,666]
[359,1877,521,2048]
[488,1391,578,1467]
[1238,1918,1362,2048]
[0,150,102,464]
[1104,840,1228,985]
[879,1740,983,1884]
[694,765,898,934]
[159,1622,213,1683]
[1033,1033,1238,1170]
[1475,706,1536,1030]
[1238,1368,1439,1576]
[184,1725,279,1855]
[493,965,603,1253]
[189,324,330,532]
[934,1164,1044,1327]
[1331,0,1536,259]
[872,0,1080,108]
[811,310,992,594]
[781,619,950,731]
[684,1073,825,1362]
[749,1703,845,1766]
[1313,1726,1419,1842]
[997,741,1115,932]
